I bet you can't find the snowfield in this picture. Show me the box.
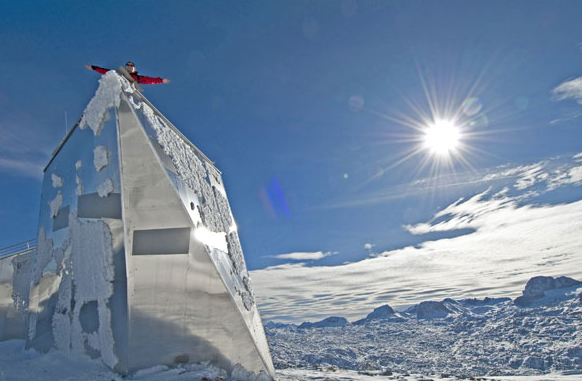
[266,277,582,379]
[1,276,580,381]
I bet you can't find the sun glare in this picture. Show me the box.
[361,68,495,186]
[423,120,460,155]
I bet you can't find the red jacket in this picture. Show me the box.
[90,65,164,85]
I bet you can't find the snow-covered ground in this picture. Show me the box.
[1,341,580,381]
[1,340,580,381]
[1,276,580,381]
[266,277,582,379]
[276,368,582,381]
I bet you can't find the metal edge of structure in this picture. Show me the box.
[117,92,274,377]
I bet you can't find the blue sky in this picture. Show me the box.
[2,1,582,322]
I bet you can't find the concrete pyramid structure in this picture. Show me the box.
[27,71,275,378]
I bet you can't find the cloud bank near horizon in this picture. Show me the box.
[270,251,337,261]
[251,156,582,324]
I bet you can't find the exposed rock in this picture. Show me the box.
[514,276,581,307]
[298,316,348,329]
[366,304,395,319]
[264,321,296,330]
[353,304,401,325]
[416,301,452,319]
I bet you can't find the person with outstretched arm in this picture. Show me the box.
[84,61,170,84]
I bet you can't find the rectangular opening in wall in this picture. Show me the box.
[78,193,122,219]
[132,228,190,255]
[52,205,70,231]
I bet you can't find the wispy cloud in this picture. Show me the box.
[547,164,582,190]
[252,195,582,324]
[403,188,513,235]
[271,251,337,261]
[552,76,582,105]
[0,157,45,180]
[0,118,54,180]
[251,154,582,324]
[550,76,582,123]
[549,109,582,125]
[511,163,547,190]
[364,243,375,250]
[315,155,581,211]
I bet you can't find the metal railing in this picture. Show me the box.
[0,239,36,259]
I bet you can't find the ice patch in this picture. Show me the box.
[97,178,114,198]
[51,174,63,188]
[49,191,62,218]
[80,71,132,135]
[75,160,82,170]
[93,146,109,172]
[75,175,83,196]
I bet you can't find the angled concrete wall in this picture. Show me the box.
[25,71,274,378]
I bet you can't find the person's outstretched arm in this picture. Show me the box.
[136,74,171,85]
[84,64,110,75]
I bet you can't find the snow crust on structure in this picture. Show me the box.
[97,178,114,198]
[49,191,62,218]
[93,145,109,172]
[51,174,63,188]
[75,175,83,196]
[10,251,34,314]
[67,214,117,369]
[52,266,73,351]
[80,71,133,136]
[127,91,256,310]
[32,228,60,287]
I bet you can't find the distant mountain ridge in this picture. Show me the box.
[265,275,582,377]
[268,276,580,328]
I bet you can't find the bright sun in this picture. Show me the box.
[423,119,461,155]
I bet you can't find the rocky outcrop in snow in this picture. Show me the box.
[514,275,581,307]
[402,298,467,320]
[298,317,348,329]
[415,301,453,319]
[353,305,404,325]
